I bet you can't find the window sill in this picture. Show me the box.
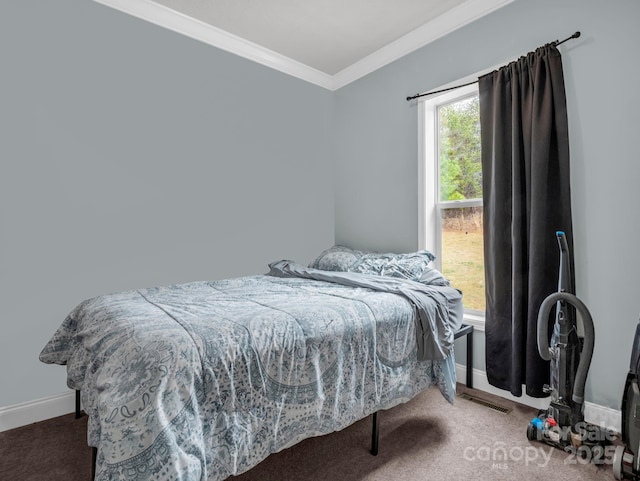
[462,311,485,332]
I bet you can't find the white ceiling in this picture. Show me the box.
[95,0,514,90]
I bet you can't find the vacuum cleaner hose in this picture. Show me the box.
[537,292,595,405]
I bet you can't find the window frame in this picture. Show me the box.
[418,81,485,325]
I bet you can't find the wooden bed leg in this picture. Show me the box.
[91,447,97,480]
[370,411,379,456]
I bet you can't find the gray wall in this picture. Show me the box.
[334,0,640,409]
[0,1,334,406]
[3,0,638,413]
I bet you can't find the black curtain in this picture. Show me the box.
[478,44,574,397]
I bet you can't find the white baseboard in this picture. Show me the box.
[456,363,622,433]
[584,401,622,434]
[0,391,75,433]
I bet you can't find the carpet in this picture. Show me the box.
[0,385,618,481]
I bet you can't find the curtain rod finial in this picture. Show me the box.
[555,31,582,47]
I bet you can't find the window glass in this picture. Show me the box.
[429,91,485,313]
[437,95,482,202]
[439,206,485,312]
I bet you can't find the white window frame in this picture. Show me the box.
[418,81,485,328]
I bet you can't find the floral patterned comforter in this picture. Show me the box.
[40,268,462,481]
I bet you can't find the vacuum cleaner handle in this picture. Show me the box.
[537,291,595,405]
[556,231,573,294]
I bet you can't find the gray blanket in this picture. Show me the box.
[268,260,464,360]
[41,266,462,480]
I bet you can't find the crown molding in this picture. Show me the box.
[94,0,513,91]
[93,0,335,89]
[331,0,515,90]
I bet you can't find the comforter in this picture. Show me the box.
[40,262,463,481]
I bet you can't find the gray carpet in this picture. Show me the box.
[0,385,618,481]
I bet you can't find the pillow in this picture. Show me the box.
[308,245,363,272]
[310,246,447,285]
[350,250,437,282]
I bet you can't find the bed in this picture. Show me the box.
[40,246,463,481]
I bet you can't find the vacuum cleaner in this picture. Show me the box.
[527,231,613,456]
[613,320,640,479]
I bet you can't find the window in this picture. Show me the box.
[419,83,485,317]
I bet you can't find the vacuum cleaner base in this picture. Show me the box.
[527,409,614,463]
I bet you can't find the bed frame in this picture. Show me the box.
[76,324,473,479]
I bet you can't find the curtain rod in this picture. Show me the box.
[405,31,581,101]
